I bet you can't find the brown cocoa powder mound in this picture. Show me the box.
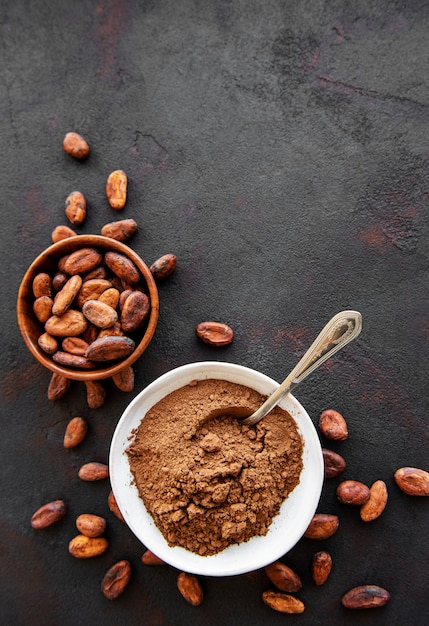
[126,379,303,556]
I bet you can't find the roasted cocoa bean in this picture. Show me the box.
[84,265,108,281]
[322,448,346,478]
[52,272,68,291]
[52,351,95,369]
[31,499,66,529]
[85,380,106,408]
[120,291,150,332]
[265,562,302,593]
[318,409,348,440]
[150,253,177,280]
[52,275,82,316]
[177,572,203,606]
[78,462,109,481]
[101,560,132,600]
[82,299,118,329]
[38,332,58,355]
[341,585,390,609]
[33,296,54,323]
[51,224,77,243]
[63,416,88,448]
[336,480,370,505]
[77,278,112,307]
[98,322,124,338]
[112,365,135,392]
[262,591,305,614]
[69,534,108,558]
[32,273,52,298]
[312,551,332,586]
[85,335,135,361]
[141,549,165,565]
[104,251,140,284]
[107,490,125,522]
[195,321,234,347]
[63,132,90,159]
[101,218,137,241]
[45,309,88,337]
[62,336,89,356]
[106,169,128,209]
[394,467,429,496]
[360,480,388,521]
[304,513,339,540]
[63,248,103,275]
[98,287,120,309]
[47,372,71,401]
[65,190,87,225]
[76,513,106,538]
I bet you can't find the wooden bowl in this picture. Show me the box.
[17,235,159,381]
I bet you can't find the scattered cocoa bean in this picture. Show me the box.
[101,218,137,241]
[47,372,71,401]
[78,462,109,481]
[63,132,90,159]
[150,253,177,280]
[265,561,302,593]
[112,365,135,392]
[394,467,429,496]
[76,513,106,538]
[85,380,106,408]
[101,560,132,600]
[120,291,150,332]
[63,416,88,448]
[262,590,305,614]
[104,251,140,284]
[304,513,339,540]
[32,272,52,298]
[195,321,234,347]
[322,448,346,478]
[85,335,135,361]
[65,190,86,225]
[141,549,165,565]
[68,534,108,558]
[341,585,390,609]
[31,499,66,529]
[38,332,58,355]
[177,572,203,606]
[52,225,77,243]
[106,169,128,209]
[107,490,125,522]
[312,551,332,586]
[360,480,388,521]
[318,409,348,440]
[336,480,370,505]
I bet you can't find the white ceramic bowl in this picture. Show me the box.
[109,361,324,576]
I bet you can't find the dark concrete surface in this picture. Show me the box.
[1,0,428,624]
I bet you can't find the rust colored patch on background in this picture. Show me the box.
[94,0,132,80]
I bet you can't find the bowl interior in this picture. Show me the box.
[109,361,324,576]
[17,235,159,381]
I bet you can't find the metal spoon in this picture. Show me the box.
[208,311,362,426]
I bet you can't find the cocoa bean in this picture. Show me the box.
[63,248,103,275]
[65,190,86,225]
[78,462,109,481]
[394,467,429,496]
[52,351,95,369]
[195,321,234,347]
[45,309,88,337]
[106,169,128,209]
[341,585,390,609]
[63,416,88,448]
[101,560,132,600]
[312,551,332,586]
[85,335,135,361]
[33,296,54,323]
[265,561,302,593]
[98,287,120,309]
[304,513,339,539]
[104,251,140,284]
[52,275,82,316]
[31,499,66,529]
[84,265,108,281]
[77,278,112,307]
[69,534,108,558]
[336,480,370,505]
[322,448,346,478]
[38,332,58,355]
[82,299,118,329]
[318,409,348,440]
[101,218,137,241]
[62,336,89,356]
[76,513,106,538]
[51,224,78,243]
[112,365,135,392]
[52,272,68,291]
[32,272,52,298]
[107,490,125,522]
[98,322,124,338]
[63,132,90,159]
[177,572,203,606]
[120,291,150,332]
[360,480,388,521]
[262,591,305,614]
[141,549,164,565]
[85,380,106,408]
[150,253,177,280]
[47,372,71,401]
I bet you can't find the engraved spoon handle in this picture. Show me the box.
[241,310,362,426]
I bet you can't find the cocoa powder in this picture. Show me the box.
[126,379,303,556]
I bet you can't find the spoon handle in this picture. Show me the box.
[241,310,362,426]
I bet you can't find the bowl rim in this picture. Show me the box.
[109,360,324,576]
[17,235,159,381]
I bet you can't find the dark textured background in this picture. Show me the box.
[1,1,428,624]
